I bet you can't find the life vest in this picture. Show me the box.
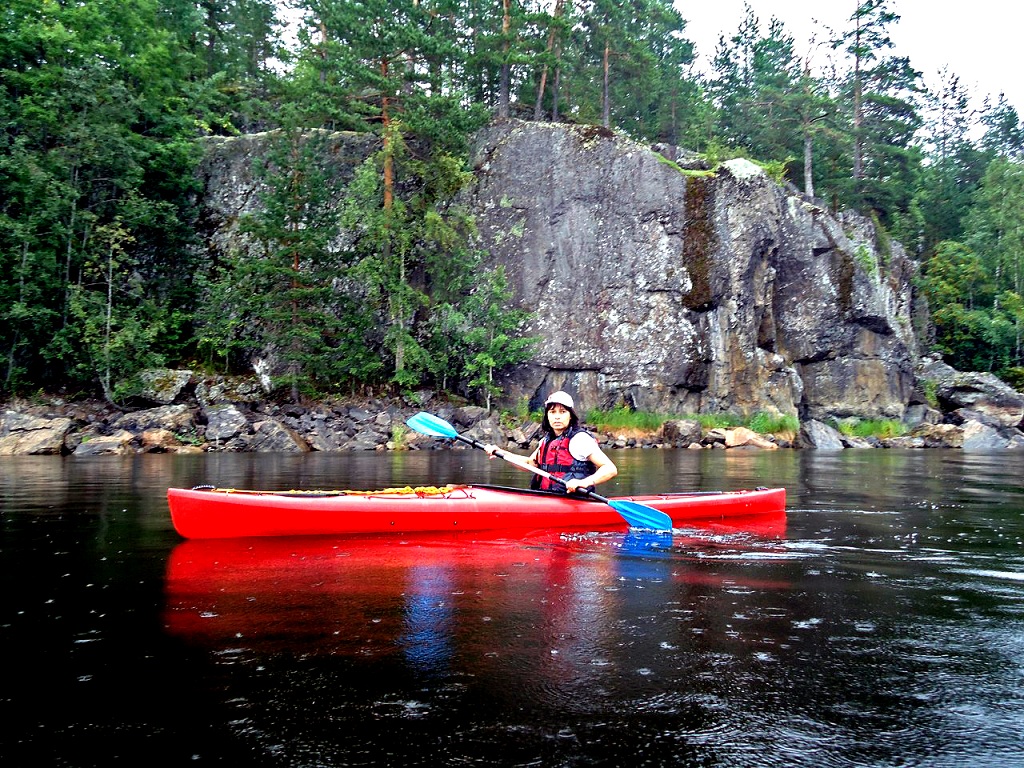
[530,427,597,492]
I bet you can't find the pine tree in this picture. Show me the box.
[832,0,899,184]
[914,70,987,252]
[980,95,1024,161]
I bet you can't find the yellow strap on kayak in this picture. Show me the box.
[340,485,459,497]
[206,485,461,497]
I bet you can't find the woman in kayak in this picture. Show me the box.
[485,390,617,494]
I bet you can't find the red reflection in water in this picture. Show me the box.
[163,515,788,667]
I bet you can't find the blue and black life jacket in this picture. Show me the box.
[530,427,597,492]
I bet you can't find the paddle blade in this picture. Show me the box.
[608,500,673,532]
[405,411,460,439]
[622,530,675,552]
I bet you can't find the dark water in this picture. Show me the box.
[2,449,1023,767]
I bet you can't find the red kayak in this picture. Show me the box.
[167,483,786,539]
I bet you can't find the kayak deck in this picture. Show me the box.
[167,484,786,539]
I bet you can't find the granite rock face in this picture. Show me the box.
[468,121,921,422]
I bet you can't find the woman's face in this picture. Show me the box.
[546,404,572,434]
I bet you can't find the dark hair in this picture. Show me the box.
[541,402,579,438]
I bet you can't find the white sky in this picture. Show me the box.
[675,0,1023,115]
[279,2,1022,117]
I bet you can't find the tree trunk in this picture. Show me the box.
[63,166,79,327]
[852,17,863,182]
[498,0,511,118]
[318,21,328,85]
[803,129,815,198]
[552,55,562,120]
[802,60,816,197]
[602,40,610,128]
[102,243,114,402]
[533,0,564,121]
[290,137,302,402]
[6,241,31,389]
[380,58,402,378]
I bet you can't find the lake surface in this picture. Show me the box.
[2,448,1023,767]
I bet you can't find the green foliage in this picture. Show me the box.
[819,2,926,223]
[754,157,793,185]
[707,10,805,169]
[1001,367,1024,392]
[584,406,666,432]
[700,141,748,167]
[390,423,407,448]
[691,411,799,435]
[980,96,1024,160]
[921,159,1024,374]
[498,398,537,431]
[747,411,800,435]
[654,151,715,178]
[652,152,685,173]
[454,267,539,410]
[913,71,988,252]
[340,127,478,390]
[0,0,206,396]
[691,413,744,429]
[583,408,797,436]
[854,244,880,279]
[834,418,907,439]
[64,218,168,401]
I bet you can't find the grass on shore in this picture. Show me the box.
[514,406,906,441]
[581,407,800,438]
[833,418,907,439]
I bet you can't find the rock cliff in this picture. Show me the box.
[194,119,923,422]
[468,121,920,421]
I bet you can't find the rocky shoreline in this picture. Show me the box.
[0,393,780,456]
[2,359,1024,456]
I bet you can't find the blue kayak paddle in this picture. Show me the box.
[405,411,673,532]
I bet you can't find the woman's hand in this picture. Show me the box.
[563,479,595,494]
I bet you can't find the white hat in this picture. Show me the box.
[544,390,575,410]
